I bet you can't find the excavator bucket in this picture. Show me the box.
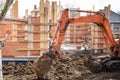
[33,51,60,79]
[33,52,52,79]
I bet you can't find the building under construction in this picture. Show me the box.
[1,0,62,57]
[0,0,120,58]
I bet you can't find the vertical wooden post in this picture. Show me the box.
[44,0,49,53]
[104,5,110,20]
[39,0,50,54]
[46,0,51,19]
[11,0,18,19]
[51,2,57,23]
[40,0,45,54]
[25,9,28,19]
[14,0,18,18]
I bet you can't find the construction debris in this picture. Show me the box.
[3,51,120,80]
[47,51,90,80]
[3,61,37,80]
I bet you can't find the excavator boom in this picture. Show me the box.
[52,9,119,57]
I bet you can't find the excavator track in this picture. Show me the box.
[103,57,120,71]
[82,53,103,73]
[83,52,120,73]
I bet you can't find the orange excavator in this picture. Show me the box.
[34,9,120,79]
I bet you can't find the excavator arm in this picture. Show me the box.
[52,9,119,57]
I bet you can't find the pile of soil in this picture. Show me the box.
[47,51,91,80]
[3,61,37,80]
[3,51,120,80]
[46,51,120,80]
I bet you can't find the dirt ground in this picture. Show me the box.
[3,51,120,80]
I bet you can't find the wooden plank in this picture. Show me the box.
[17,48,48,51]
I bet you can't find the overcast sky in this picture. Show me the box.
[18,0,120,17]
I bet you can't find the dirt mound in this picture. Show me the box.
[46,51,120,80]
[47,51,91,80]
[3,51,120,80]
